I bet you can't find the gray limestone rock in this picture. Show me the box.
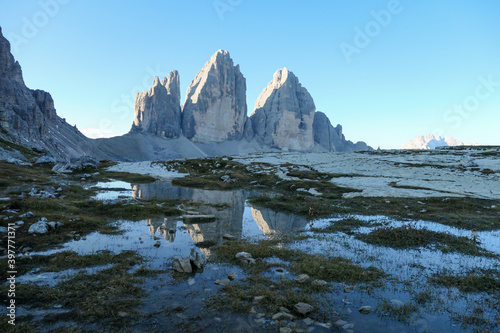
[173,256,193,273]
[52,156,98,173]
[182,50,249,143]
[0,27,108,161]
[359,305,374,314]
[35,155,57,165]
[189,248,206,269]
[312,111,339,152]
[313,111,372,152]
[132,71,182,138]
[250,68,315,151]
[28,221,49,234]
[294,302,314,316]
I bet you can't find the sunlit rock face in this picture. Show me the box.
[182,50,251,143]
[250,68,315,151]
[132,71,182,138]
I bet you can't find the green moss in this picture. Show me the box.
[0,162,54,189]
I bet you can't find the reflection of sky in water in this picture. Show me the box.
[91,181,133,200]
[22,180,499,332]
[302,215,500,281]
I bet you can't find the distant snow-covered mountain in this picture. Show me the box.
[400,134,476,150]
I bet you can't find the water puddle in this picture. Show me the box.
[17,179,500,332]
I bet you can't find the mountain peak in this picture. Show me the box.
[400,134,474,150]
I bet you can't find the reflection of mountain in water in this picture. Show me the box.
[251,207,309,234]
[132,181,308,244]
[133,181,246,244]
[145,217,178,242]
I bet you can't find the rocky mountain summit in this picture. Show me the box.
[0,27,106,161]
[401,134,476,150]
[182,50,251,143]
[119,50,371,160]
[132,71,182,138]
[250,68,315,151]
[1,26,371,161]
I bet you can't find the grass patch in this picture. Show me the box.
[430,269,500,293]
[0,161,54,189]
[344,196,500,231]
[249,193,345,219]
[15,250,138,277]
[103,171,156,184]
[357,225,497,258]
[378,299,419,323]
[208,275,320,316]
[2,251,145,329]
[195,239,217,248]
[0,137,42,160]
[213,239,383,284]
[289,254,383,283]
[389,181,439,192]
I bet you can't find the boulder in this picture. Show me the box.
[182,50,250,143]
[235,252,252,259]
[189,248,206,269]
[311,279,328,287]
[52,156,98,173]
[28,221,49,234]
[295,274,311,284]
[173,256,192,273]
[272,312,295,321]
[294,302,314,316]
[359,305,374,314]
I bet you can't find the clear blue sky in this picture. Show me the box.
[1,0,499,148]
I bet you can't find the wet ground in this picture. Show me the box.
[6,178,499,332]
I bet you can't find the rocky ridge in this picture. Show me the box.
[0,27,107,161]
[313,111,371,152]
[123,50,371,159]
